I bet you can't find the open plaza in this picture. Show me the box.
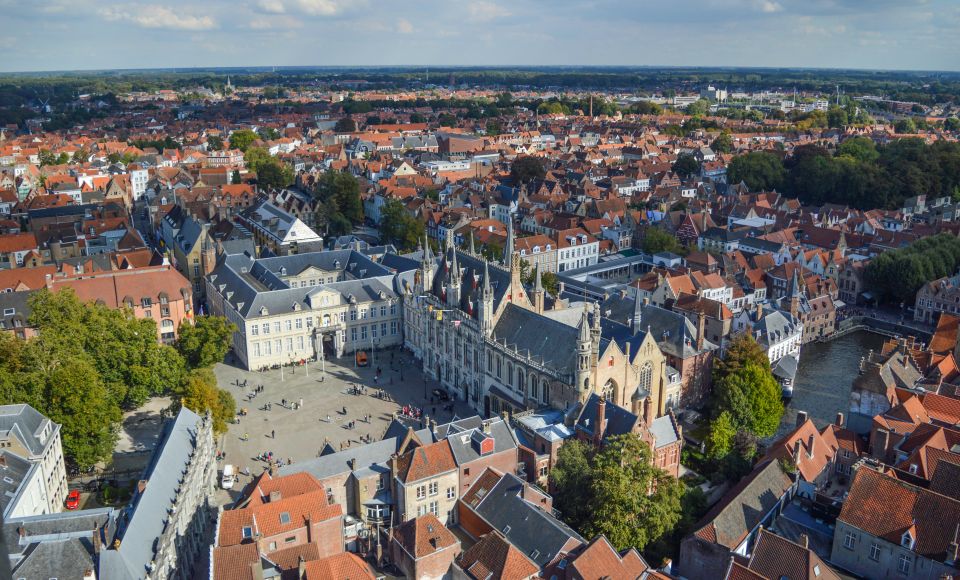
[213,346,474,495]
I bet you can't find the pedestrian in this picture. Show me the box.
[242,433,249,441]
[282,398,286,407]
[326,414,331,422]
[299,398,303,408]
[342,405,347,415]
[271,429,275,439]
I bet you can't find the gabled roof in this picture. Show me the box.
[394,439,457,484]
[839,467,960,562]
[568,534,650,580]
[456,531,539,580]
[745,529,841,580]
[691,460,794,549]
[393,513,460,560]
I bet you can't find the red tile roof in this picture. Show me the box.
[395,440,457,484]
[218,490,342,547]
[456,532,539,580]
[568,535,649,580]
[303,552,376,580]
[393,513,460,559]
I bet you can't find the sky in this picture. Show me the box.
[2,0,958,73]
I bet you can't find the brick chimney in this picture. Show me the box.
[643,395,653,426]
[835,412,844,428]
[696,311,706,351]
[269,490,281,502]
[807,434,815,459]
[796,410,808,428]
[799,534,809,549]
[793,440,802,464]
[594,398,606,447]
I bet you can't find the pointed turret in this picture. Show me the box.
[479,259,495,337]
[576,303,593,397]
[532,261,545,314]
[591,301,602,363]
[469,231,476,255]
[632,287,644,334]
[503,218,515,268]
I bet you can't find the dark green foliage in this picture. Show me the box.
[176,315,236,370]
[727,151,787,191]
[549,434,685,552]
[672,153,700,179]
[865,233,960,303]
[313,171,363,236]
[642,227,682,255]
[379,199,425,251]
[228,129,258,152]
[510,155,546,184]
[334,118,357,133]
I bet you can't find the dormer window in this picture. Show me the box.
[901,530,914,550]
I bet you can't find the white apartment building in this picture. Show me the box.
[0,404,68,520]
[554,228,599,273]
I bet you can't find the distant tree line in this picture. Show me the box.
[728,138,960,209]
[864,233,960,304]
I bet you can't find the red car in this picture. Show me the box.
[65,489,81,510]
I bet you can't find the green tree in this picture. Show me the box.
[231,170,242,184]
[39,149,58,167]
[229,129,258,152]
[334,118,357,133]
[945,117,960,132]
[207,135,224,150]
[313,171,363,235]
[710,131,734,154]
[510,156,546,185]
[712,333,770,383]
[409,113,427,123]
[585,434,684,552]
[437,113,458,127]
[672,153,700,179]
[485,120,502,135]
[727,151,786,191]
[628,101,662,115]
[176,316,236,370]
[705,410,736,459]
[173,368,236,434]
[549,439,594,530]
[379,199,425,251]
[642,227,681,255]
[826,106,849,128]
[715,362,784,439]
[894,118,916,134]
[837,136,879,164]
[685,99,710,117]
[259,127,280,140]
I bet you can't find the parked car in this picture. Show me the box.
[65,489,81,510]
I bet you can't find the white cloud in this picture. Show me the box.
[100,4,216,30]
[257,0,286,14]
[467,1,511,23]
[292,0,346,16]
[397,18,414,34]
[754,0,783,13]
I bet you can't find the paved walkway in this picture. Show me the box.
[213,347,474,498]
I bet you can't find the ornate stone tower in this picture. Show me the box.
[576,303,593,398]
[479,260,495,338]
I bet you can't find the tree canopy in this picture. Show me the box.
[642,227,682,255]
[864,233,960,304]
[229,129,258,152]
[244,147,294,191]
[313,170,364,237]
[672,153,700,179]
[510,155,546,184]
[549,434,685,552]
[379,199,425,251]
[727,151,787,191]
[334,118,357,133]
[176,315,236,370]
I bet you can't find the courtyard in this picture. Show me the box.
[213,346,475,499]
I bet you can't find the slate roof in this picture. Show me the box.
[691,459,794,549]
[438,417,519,467]
[492,302,596,377]
[207,249,395,318]
[463,471,584,568]
[0,404,57,457]
[6,508,115,580]
[98,408,206,580]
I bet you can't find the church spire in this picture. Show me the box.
[503,218,514,268]
[632,287,644,334]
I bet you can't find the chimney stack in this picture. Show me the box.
[835,412,844,428]
[696,311,706,351]
[799,534,809,549]
[270,490,282,502]
[643,395,654,426]
[807,434,815,459]
[796,410,808,428]
[594,398,606,447]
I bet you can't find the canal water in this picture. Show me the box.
[774,330,885,440]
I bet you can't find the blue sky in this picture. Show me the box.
[2,0,957,72]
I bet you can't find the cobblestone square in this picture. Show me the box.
[213,347,474,497]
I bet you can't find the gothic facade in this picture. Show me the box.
[402,230,673,420]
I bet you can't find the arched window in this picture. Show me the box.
[517,368,525,392]
[601,379,616,401]
[507,362,513,384]
[487,351,493,372]
[639,362,653,395]
[542,380,550,404]
[496,356,502,379]
[529,374,538,400]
